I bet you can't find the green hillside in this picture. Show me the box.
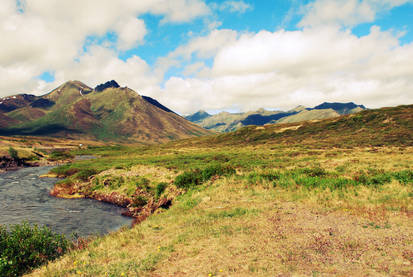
[0,81,209,142]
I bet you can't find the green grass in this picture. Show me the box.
[23,104,413,276]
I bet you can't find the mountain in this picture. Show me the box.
[0,81,209,142]
[184,110,211,123]
[275,109,340,124]
[203,104,412,147]
[141,96,176,114]
[186,102,366,132]
[312,102,366,115]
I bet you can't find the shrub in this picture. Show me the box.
[302,167,327,177]
[175,164,236,189]
[393,170,413,185]
[155,182,168,198]
[50,164,77,177]
[131,195,148,207]
[48,151,73,161]
[0,223,69,277]
[75,169,98,182]
[8,147,18,160]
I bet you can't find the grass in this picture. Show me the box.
[20,105,413,276]
[27,143,413,276]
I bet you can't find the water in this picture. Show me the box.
[0,166,133,237]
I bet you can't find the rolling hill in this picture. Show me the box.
[28,103,413,276]
[185,102,366,132]
[0,80,209,142]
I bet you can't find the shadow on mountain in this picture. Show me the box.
[142,96,176,114]
[241,112,298,126]
[0,124,81,136]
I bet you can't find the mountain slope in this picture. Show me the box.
[275,109,340,124]
[0,81,209,142]
[200,104,412,147]
[312,102,366,115]
[184,110,211,122]
[186,102,366,132]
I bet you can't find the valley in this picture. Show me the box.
[11,104,411,276]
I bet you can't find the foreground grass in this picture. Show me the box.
[24,106,413,275]
[29,178,412,276]
[27,144,413,276]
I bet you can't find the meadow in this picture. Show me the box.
[3,104,411,276]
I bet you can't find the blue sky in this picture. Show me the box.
[2,0,413,113]
[110,0,413,67]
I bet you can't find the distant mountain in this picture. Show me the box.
[185,110,211,123]
[275,109,340,124]
[0,81,209,142]
[312,102,366,115]
[186,102,366,132]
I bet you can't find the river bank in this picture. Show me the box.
[49,175,181,226]
[0,166,132,237]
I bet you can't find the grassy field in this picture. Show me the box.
[22,105,413,276]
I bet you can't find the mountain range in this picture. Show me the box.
[0,80,209,142]
[185,102,366,132]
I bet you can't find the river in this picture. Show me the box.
[0,166,133,237]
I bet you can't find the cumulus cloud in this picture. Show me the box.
[0,0,209,96]
[113,17,147,51]
[155,29,238,76]
[156,26,413,114]
[213,1,253,14]
[52,46,159,92]
[299,0,413,27]
[1,0,412,116]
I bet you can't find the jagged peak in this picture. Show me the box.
[94,80,120,92]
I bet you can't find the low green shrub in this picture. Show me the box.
[131,195,148,207]
[155,182,168,198]
[50,164,78,177]
[301,167,327,177]
[8,147,19,160]
[175,164,236,189]
[392,170,413,185]
[0,223,69,277]
[75,169,98,182]
[48,151,74,161]
[247,171,281,185]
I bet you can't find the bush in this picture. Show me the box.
[0,223,69,277]
[393,170,413,185]
[155,182,168,198]
[302,167,327,177]
[247,171,281,185]
[48,151,74,161]
[175,164,236,189]
[8,147,18,160]
[75,169,98,182]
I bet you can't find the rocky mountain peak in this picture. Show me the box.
[94,80,120,92]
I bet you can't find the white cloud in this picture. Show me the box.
[113,17,147,51]
[48,46,160,94]
[299,0,413,27]
[0,0,209,96]
[0,0,412,117]
[155,29,238,76]
[155,26,413,114]
[216,1,253,14]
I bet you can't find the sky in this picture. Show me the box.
[1,0,413,114]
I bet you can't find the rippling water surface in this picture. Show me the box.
[0,166,132,237]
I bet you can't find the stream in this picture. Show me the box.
[0,166,133,237]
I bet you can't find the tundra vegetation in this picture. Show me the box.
[10,105,413,276]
